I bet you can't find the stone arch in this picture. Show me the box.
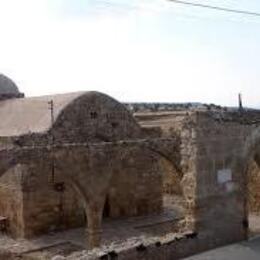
[143,145,183,193]
[9,146,108,249]
[52,145,116,248]
[243,126,260,169]
[242,126,260,237]
[0,146,108,248]
[144,139,186,197]
[21,163,88,238]
[67,178,103,249]
[160,157,183,195]
[0,163,27,237]
[242,126,260,194]
[147,148,186,225]
[147,146,183,179]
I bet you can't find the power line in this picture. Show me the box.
[95,0,260,23]
[168,0,260,17]
[94,0,221,19]
[88,0,260,24]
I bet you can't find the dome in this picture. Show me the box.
[0,74,20,95]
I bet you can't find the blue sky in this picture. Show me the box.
[0,0,260,107]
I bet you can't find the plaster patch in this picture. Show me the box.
[217,169,232,184]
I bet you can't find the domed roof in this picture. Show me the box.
[0,74,19,95]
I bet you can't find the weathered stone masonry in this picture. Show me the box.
[0,74,260,259]
[0,78,182,249]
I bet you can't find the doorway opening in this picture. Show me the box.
[103,196,110,218]
[160,157,186,228]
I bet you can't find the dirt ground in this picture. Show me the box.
[0,195,185,259]
[184,214,260,260]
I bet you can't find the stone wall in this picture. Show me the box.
[1,91,260,255]
[132,110,260,255]
[0,92,162,240]
[20,145,163,238]
[0,165,24,237]
[0,143,165,239]
[192,111,260,246]
[247,159,260,214]
[21,163,85,238]
[64,231,215,260]
[108,147,162,218]
[161,158,182,195]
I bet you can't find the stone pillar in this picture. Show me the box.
[86,206,103,249]
[181,172,197,232]
[87,228,102,249]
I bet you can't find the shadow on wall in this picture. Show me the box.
[160,157,186,219]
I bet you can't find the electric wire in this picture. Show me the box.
[168,0,260,17]
[95,0,260,18]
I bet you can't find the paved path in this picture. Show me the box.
[184,236,260,260]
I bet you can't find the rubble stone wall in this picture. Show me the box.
[193,111,260,247]
[21,163,85,238]
[247,159,260,214]
[1,90,260,255]
[0,165,24,237]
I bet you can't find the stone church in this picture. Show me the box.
[0,74,163,243]
[1,74,260,259]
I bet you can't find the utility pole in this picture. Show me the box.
[48,100,54,126]
[238,93,243,112]
[48,100,55,182]
[48,99,65,228]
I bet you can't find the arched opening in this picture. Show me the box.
[103,195,110,218]
[0,164,25,237]
[246,152,260,238]
[21,167,87,238]
[51,180,86,232]
[242,126,260,240]
[159,157,186,231]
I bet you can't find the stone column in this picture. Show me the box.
[181,171,197,231]
[86,206,103,249]
[87,228,102,249]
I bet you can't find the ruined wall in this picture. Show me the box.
[108,147,162,218]
[20,162,85,238]
[193,111,260,247]
[161,158,182,195]
[135,112,187,196]
[135,111,188,139]
[135,111,197,233]
[5,145,164,238]
[247,159,260,214]
[0,92,153,239]
[0,165,24,237]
